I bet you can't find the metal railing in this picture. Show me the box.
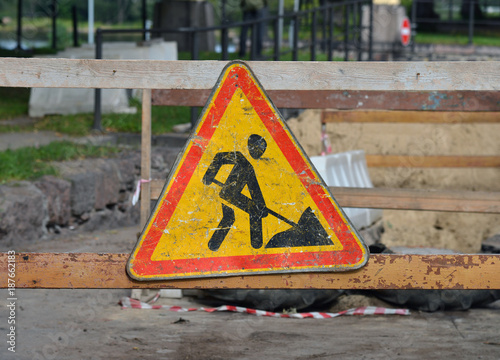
[411,0,500,44]
[93,0,374,131]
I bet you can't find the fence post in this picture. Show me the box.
[468,0,475,45]
[411,0,416,54]
[51,0,57,50]
[357,1,362,61]
[292,13,299,61]
[140,88,152,229]
[142,0,147,41]
[311,10,317,61]
[191,31,199,126]
[368,0,374,61]
[328,6,334,61]
[221,23,229,60]
[93,29,103,132]
[251,21,258,60]
[344,4,350,61]
[274,16,280,61]
[72,5,79,47]
[17,0,22,50]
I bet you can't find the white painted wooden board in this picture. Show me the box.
[0,58,499,91]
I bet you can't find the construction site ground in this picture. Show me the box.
[1,225,499,360]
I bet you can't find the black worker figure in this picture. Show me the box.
[203,134,269,251]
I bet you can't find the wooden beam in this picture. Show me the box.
[1,58,499,91]
[152,90,500,110]
[322,110,500,123]
[149,181,500,213]
[3,253,499,290]
[366,155,500,168]
[330,187,500,213]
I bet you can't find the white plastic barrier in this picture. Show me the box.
[311,150,383,230]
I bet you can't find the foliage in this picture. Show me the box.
[0,0,149,25]
[0,141,120,183]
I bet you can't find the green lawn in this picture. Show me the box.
[0,141,120,183]
[415,32,500,47]
[0,88,30,120]
[0,96,191,136]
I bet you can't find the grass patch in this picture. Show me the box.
[0,88,30,120]
[0,141,121,183]
[178,49,341,61]
[25,98,191,136]
[415,32,500,47]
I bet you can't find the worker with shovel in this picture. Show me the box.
[203,134,269,251]
[203,134,334,252]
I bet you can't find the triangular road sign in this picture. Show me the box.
[127,61,369,280]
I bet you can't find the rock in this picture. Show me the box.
[66,171,97,216]
[172,123,191,133]
[115,152,140,191]
[34,175,71,226]
[482,234,500,254]
[94,159,120,210]
[0,150,143,243]
[359,220,384,247]
[81,205,140,232]
[0,182,48,246]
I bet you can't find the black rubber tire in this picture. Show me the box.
[200,289,344,312]
[373,289,500,312]
[369,244,500,312]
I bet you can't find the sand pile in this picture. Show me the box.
[287,109,500,252]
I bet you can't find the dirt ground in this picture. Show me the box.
[2,226,500,360]
[287,110,500,253]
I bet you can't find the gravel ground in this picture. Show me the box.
[1,226,500,360]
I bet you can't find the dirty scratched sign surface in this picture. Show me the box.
[127,61,369,280]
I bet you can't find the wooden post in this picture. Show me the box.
[140,88,152,229]
[132,88,152,300]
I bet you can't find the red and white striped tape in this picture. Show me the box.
[119,295,409,319]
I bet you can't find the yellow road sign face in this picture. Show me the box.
[127,61,369,280]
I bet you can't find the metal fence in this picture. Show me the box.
[93,0,374,130]
[411,0,500,44]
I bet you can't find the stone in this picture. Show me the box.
[34,175,71,226]
[115,153,140,191]
[0,182,48,246]
[94,159,120,210]
[66,171,97,216]
[81,205,140,233]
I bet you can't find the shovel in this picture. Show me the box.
[211,179,333,248]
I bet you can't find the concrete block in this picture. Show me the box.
[29,40,177,117]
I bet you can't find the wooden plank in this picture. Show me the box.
[2,253,499,290]
[1,58,499,91]
[366,155,500,168]
[140,89,152,229]
[152,89,500,111]
[330,187,500,213]
[149,181,500,213]
[322,110,500,123]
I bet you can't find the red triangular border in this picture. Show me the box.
[128,61,368,279]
